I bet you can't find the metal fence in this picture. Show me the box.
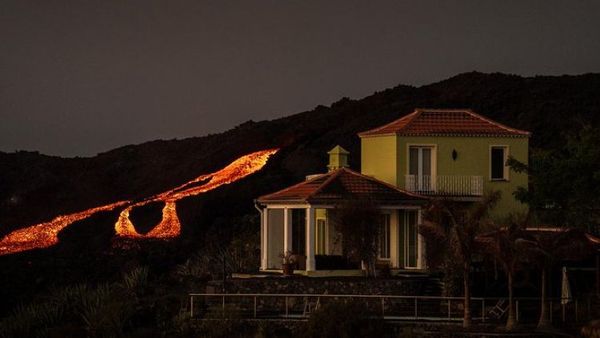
[189,293,598,325]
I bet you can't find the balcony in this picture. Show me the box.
[405,175,483,196]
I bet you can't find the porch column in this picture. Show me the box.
[283,208,292,254]
[260,208,268,270]
[306,206,316,271]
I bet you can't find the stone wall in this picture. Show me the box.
[196,277,443,323]
[206,276,435,295]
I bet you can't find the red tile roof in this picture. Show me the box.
[358,109,531,138]
[257,168,426,205]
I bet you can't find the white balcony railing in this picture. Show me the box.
[405,175,483,196]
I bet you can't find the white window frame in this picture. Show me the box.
[406,144,437,191]
[489,145,510,181]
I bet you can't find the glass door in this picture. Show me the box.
[399,210,419,268]
[409,146,433,192]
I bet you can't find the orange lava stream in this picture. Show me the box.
[115,148,278,238]
[0,149,278,255]
[0,201,128,255]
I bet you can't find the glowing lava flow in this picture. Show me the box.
[115,201,181,238]
[114,148,278,238]
[0,149,278,255]
[0,201,128,255]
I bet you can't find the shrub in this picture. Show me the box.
[0,266,152,338]
[305,300,385,338]
[197,304,250,338]
[120,266,149,293]
[0,302,63,338]
[254,321,293,338]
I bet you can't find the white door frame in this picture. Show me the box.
[407,144,437,191]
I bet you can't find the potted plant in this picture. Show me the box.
[280,251,296,276]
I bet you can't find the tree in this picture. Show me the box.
[479,214,529,331]
[330,198,382,277]
[517,228,598,329]
[421,191,501,328]
[508,126,600,234]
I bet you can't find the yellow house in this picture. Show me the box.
[359,108,530,218]
[255,108,530,276]
[256,158,427,275]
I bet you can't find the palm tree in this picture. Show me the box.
[517,228,598,329]
[421,191,501,328]
[480,223,599,330]
[478,214,529,331]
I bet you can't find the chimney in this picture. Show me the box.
[327,145,349,172]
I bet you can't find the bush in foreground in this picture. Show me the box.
[305,300,385,338]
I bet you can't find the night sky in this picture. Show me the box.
[2,1,599,157]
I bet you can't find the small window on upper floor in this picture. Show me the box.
[490,146,508,181]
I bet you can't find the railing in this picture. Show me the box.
[405,175,483,196]
[188,293,597,325]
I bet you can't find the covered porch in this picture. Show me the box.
[256,166,428,276]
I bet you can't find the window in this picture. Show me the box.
[408,146,433,191]
[378,214,391,259]
[490,146,508,180]
[315,219,327,255]
[399,210,418,268]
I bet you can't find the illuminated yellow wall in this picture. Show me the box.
[361,134,529,218]
[361,135,397,185]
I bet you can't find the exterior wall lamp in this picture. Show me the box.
[452,149,458,161]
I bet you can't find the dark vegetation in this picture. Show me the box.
[420,192,501,328]
[330,199,382,277]
[305,300,385,338]
[1,72,600,336]
[509,125,600,232]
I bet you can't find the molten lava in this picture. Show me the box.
[115,201,181,238]
[0,149,278,255]
[0,202,128,255]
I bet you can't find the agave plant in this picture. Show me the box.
[120,266,149,293]
[0,301,63,338]
[1,268,152,338]
[79,283,131,338]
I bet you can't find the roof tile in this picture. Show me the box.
[359,109,530,137]
[257,168,425,204]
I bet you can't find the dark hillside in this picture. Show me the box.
[1,71,600,321]
[2,71,600,239]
